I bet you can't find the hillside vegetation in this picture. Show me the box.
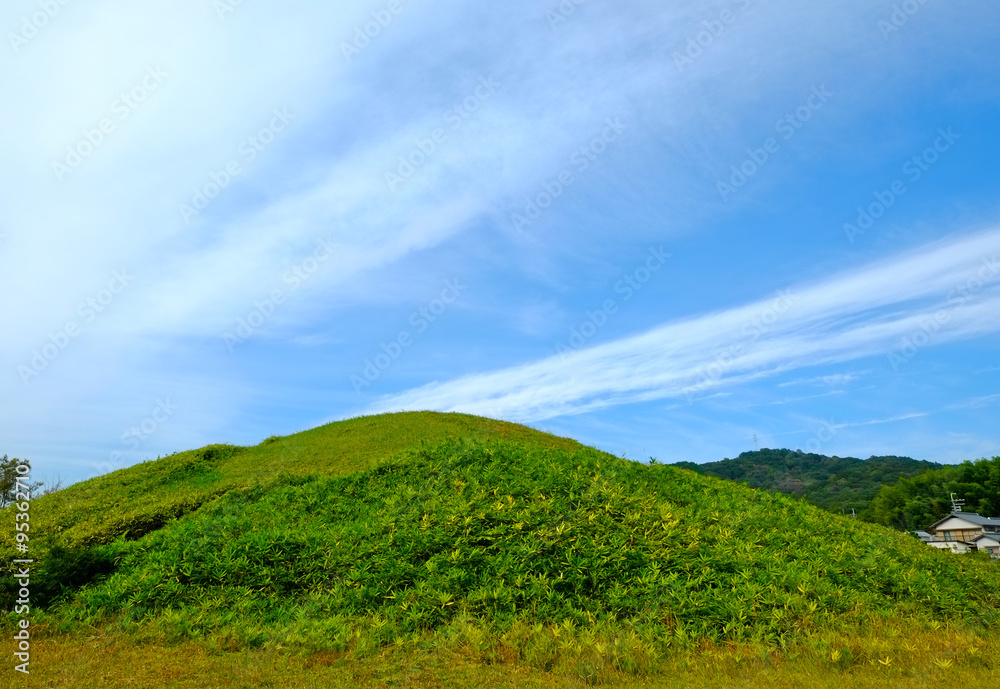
[674,449,941,517]
[867,456,1000,531]
[0,412,580,563]
[3,413,1000,686]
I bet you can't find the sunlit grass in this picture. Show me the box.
[5,622,998,688]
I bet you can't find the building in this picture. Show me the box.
[972,533,1000,558]
[920,512,1000,557]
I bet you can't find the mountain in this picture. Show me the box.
[673,448,942,518]
[2,413,998,686]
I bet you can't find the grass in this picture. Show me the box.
[3,411,999,687]
[1,412,580,556]
[3,625,998,688]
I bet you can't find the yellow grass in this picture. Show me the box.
[5,624,997,688]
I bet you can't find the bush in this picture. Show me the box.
[33,544,118,608]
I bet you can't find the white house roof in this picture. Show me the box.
[972,533,1000,544]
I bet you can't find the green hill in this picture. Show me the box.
[674,449,941,517]
[3,413,999,686]
[3,412,581,557]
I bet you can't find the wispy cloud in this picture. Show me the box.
[764,390,847,406]
[778,372,866,388]
[367,229,1000,421]
[947,394,1000,411]
[290,333,346,348]
[4,0,999,480]
[833,413,929,429]
[768,410,926,436]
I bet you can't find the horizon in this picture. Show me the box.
[2,0,999,487]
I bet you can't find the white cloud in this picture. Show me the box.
[833,413,930,429]
[947,394,1000,411]
[778,372,866,388]
[3,0,997,479]
[2,0,957,356]
[367,229,1000,421]
[764,390,847,406]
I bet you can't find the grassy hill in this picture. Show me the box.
[3,412,581,557]
[3,413,999,687]
[674,449,942,518]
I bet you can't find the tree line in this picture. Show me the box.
[865,456,1000,531]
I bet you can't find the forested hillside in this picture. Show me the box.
[866,456,1000,531]
[674,449,941,517]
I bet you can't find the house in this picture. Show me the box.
[920,512,1000,556]
[972,533,1000,559]
[926,538,975,554]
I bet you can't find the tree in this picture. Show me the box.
[866,457,1000,531]
[40,475,65,496]
[0,455,41,509]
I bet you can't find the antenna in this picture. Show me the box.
[950,492,965,513]
[753,433,759,451]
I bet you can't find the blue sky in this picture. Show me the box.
[2,0,999,487]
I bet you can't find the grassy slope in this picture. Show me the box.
[1,412,581,556]
[4,412,1000,687]
[45,441,1000,639]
